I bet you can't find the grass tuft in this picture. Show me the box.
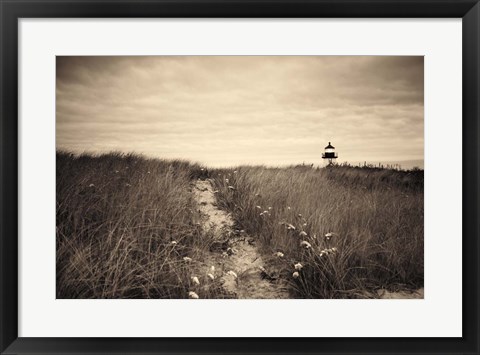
[57,152,423,299]
[56,151,225,299]
[211,165,423,298]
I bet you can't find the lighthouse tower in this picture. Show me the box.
[322,142,338,166]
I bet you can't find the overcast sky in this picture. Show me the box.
[56,56,424,167]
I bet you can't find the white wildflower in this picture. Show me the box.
[299,231,307,237]
[188,291,199,299]
[191,276,200,285]
[292,272,300,279]
[300,241,312,249]
[227,270,238,279]
[183,257,192,262]
[275,251,284,258]
[207,273,215,280]
[294,262,303,271]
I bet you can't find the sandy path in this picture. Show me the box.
[377,287,424,299]
[194,179,234,235]
[193,179,290,299]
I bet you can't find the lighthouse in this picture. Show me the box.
[322,142,338,166]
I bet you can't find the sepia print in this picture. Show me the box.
[56,56,424,299]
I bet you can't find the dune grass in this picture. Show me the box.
[57,151,423,299]
[56,151,223,299]
[211,164,424,298]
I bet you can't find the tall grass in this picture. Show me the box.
[56,151,224,299]
[211,165,424,298]
[57,151,424,299]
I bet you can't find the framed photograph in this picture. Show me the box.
[1,0,479,354]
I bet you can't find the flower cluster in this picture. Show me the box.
[325,232,338,241]
[189,291,199,299]
[319,247,338,257]
[260,210,271,217]
[187,265,217,299]
[191,276,200,285]
[300,240,312,249]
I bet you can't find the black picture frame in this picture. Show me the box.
[1,1,479,354]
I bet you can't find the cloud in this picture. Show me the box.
[56,56,424,167]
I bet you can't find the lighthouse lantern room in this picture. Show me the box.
[322,142,338,166]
